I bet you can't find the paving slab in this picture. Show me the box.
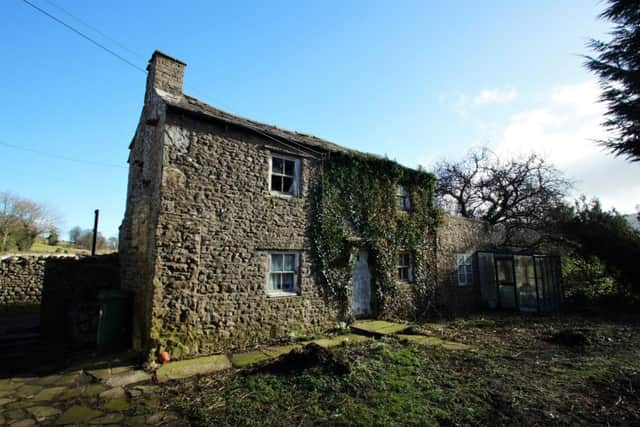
[230,350,271,368]
[32,386,67,401]
[56,372,82,386]
[156,354,232,383]
[15,385,43,399]
[32,375,61,387]
[57,387,83,401]
[27,405,61,422]
[99,386,126,400]
[103,397,130,411]
[0,397,15,406]
[352,320,411,336]
[128,385,158,397]
[0,380,21,393]
[89,413,124,424]
[311,334,370,349]
[56,405,103,425]
[9,419,35,427]
[261,343,302,358]
[397,334,472,351]
[104,370,151,387]
[5,400,36,410]
[4,408,27,422]
[86,368,112,381]
[83,383,108,396]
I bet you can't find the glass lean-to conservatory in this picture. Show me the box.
[475,251,562,313]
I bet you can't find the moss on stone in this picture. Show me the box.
[156,354,232,382]
[103,397,130,412]
[231,351,272,368]
[56,405,103,425]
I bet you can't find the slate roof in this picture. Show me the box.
[155,89,354,155]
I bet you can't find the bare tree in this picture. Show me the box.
[0,192,59,252]
[434,148,572,245]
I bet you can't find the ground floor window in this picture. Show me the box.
[398,252,413,282]
[456,254,473,287]
[267,252,299,295]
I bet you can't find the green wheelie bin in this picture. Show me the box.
[96,289,132,353]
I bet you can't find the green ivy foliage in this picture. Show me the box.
[312,151,440,320]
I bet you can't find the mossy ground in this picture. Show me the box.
[165,313,640,426]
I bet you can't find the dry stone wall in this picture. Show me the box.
[0,255,49,305]
[39,254,120,347]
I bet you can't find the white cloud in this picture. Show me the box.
[494,80,606,166]
[473,88,518,105]
[490,80,638,213]
[441,87,518,118]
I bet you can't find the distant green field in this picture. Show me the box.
[28,240,90,255]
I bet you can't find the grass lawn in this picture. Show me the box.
[28,239,90,254]
[164,314,640,426]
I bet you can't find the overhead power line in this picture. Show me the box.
[0,139,128,169]
[42,0,146,61]
[20,0,146,73]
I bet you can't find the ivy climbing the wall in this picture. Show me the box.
[313,151,440,321]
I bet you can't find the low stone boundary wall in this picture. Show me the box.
[0,255,54,306]
[38,254,120,347]
[1,254,121,348]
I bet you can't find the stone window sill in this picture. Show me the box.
[266,291,301,298]
[269,191,302,199]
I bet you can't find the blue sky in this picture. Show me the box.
[2,0,637,239]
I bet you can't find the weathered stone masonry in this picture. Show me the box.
[120,51,340,357]
[152,116,337,356]
[120,51,501,359]
[0,255,48,305]
[436,215,497,314]
[0,254,119,347]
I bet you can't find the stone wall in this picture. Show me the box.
[148,114,337,357]
[39,254,120,348]
[0,254,120,347]
[120,51,500,360]
[0,255,49,305]
[436,215,496,314]
[118,64,168,352]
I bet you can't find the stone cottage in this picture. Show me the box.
[120,51,561,359]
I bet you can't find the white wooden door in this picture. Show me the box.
[351,249,372,317]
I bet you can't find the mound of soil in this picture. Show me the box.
[261,343,351,375]
[545,329,590,347]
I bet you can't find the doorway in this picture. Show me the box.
[351,249,372,317]
[495,257,517,309]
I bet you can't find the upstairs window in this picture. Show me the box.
[398,252,413,282]
[270,155,300,196]
[456,254,473,287]
[267,252,299,295]
[396,185,411,211]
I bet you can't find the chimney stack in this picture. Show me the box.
[146,50,186,96]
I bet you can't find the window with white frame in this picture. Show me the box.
[396,185,411,211]
[398,252,413,282]
[456,254,473,287]
[267,252,299,295]
[270,155,300,196]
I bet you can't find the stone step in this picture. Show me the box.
[351,320,412,336]
[156,354,232,383]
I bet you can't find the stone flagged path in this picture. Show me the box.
[351,320,412,336]
[397,334,473,351]
[0,320,472,425]
[0,368,174,426]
